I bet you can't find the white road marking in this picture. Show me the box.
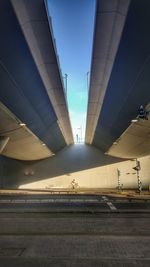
[102,196,117,211]
[0,198,99,204]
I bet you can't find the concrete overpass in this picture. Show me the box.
[0,2,150,266]
[0,0,149,190]
[86,0,150,159]
[0,0,73,161]
[0,0,150,162]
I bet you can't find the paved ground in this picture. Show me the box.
[0,194,150,212]
[1,189,150,199]
[0,194,150,266]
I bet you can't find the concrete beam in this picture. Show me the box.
[11,0,73,145]
[85,0,130,144]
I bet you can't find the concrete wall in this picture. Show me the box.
[0,144,150,190]
[0,157,3,187]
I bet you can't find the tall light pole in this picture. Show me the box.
[86,71,89,92]
[77,126,82,143]
[64,73,68,97]
[117,169,121,191]
[63,73,68,100]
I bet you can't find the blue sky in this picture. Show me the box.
[47,0,96,142]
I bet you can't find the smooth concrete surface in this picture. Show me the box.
[0,144,150,190]
[85,0,130,144]
[107,108,150,159]
[0,194,150,266]
[90,0,150,157]
[0,144,123,188]
[0,103,54,161]
[11,0,73,146]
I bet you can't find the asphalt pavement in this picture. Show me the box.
[0,194,150,266]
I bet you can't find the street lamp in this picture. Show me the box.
[77,126,82,143]
[86,71,90,91]
[63,73,68,98]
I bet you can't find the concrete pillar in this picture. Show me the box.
[0,136,9,154]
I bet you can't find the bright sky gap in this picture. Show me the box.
[47,0,96,143]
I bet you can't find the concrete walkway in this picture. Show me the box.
[0,188,150,199]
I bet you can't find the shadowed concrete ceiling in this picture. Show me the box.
[107,104,150,159]
[0,103,53,160]
[11,0,73,145]
[0,0,73,160]
[1,0,149,162]
[85,0,130,144]
[85,0,150,159]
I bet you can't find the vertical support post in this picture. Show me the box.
[133,159,142,193]
[80,125,82,143]
[87,71,89,92]
[117,169,121,192]
[0,136,10,154]
[64,73,68,97]
[77,126,82,143]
